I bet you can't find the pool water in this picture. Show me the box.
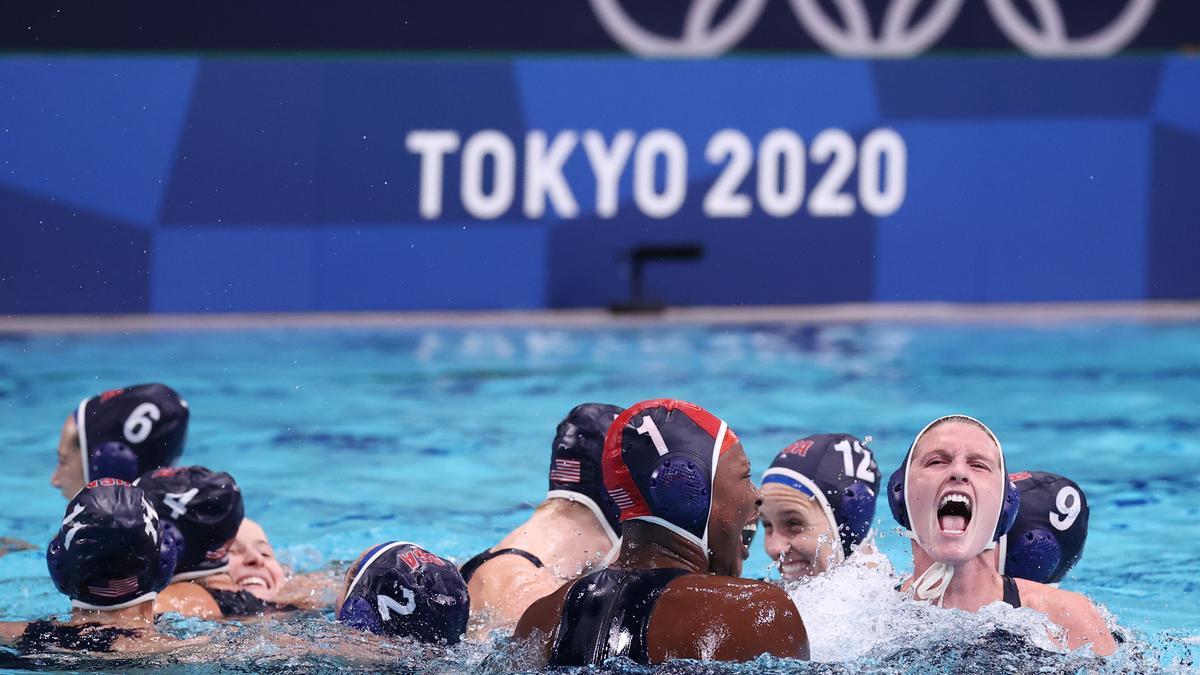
[0,321,1197,671]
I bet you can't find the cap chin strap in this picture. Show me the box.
[545,490,620,549]
[76,398,91,485]
[71,592,156,612]
[761,469,846,565]
[901,529,997,606]
[911,562,955,607]
[170,561,231,583]
[997,534,1008,575]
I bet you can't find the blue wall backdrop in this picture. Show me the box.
[1,55,1197,313]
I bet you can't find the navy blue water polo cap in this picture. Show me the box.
[337,542,470,645]
[547,402,625,547]
[1001,471,1089,585]
[603,398,740,552]
[75,383,189,484]
[47,479,177,610]
[136,466,243,582]
[761,433,880,560]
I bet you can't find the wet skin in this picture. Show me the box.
[907,422,1004,565]
[51,415,85,500]
[515,443,809,664]
[760,492,839,580]
[225,519,286,601]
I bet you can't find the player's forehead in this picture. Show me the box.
[914,422,998,461]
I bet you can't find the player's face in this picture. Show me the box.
[760,492,838,579]
[51,415,85,499]
[227,519,286,601]
[707,443,757,577]
[908,422,1003,565]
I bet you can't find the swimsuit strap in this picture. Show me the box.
[207,588,294,617]
[1002,575,1022,608]
[550,567,689,667]
[458,547,544,583]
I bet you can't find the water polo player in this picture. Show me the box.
[337,542,470,645]
[213,517,337,613]
[136,466,246,619]
[461,402,624,639]
[759,433,880,579]
[1001,471,1089,585]
[51,384,189,499]
[515,398,808,665]
[0,480,179,654]
[889,415,1115,655]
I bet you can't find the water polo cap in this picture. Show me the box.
[75,383,189,485]
[136,466,243,582]
[1000,471,1089,585]
[337,542,470,645]
[546,403,624,547]
[602,398,739,553]
[46,479,177,610]
[762,433,880,560]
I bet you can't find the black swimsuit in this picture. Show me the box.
[459,547,544,583]
[1002,575,1022,608]
[549,567,688,667]
[15,620,136,654]
[207,589,296,617]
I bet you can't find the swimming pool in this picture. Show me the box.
[1,319,1197,671]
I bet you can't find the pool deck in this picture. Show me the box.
[2,301,1200,332]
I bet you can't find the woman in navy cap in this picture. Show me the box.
[0,479,183,654]
[758,433,881,579]
[51,384,189,499]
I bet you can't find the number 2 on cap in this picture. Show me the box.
[636,416,671,456]
[377,588,416,620]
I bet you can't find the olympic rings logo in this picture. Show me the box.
[588,0,1158,58]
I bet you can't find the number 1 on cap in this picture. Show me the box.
[636,416,670,456]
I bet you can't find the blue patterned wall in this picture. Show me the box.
[1,56,1196,313]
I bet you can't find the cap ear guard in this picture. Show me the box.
[646,456,711,539]
[89,441,140,484]
[338,595,384,633]
[1003,528,1063,583]
[156,521,184,591]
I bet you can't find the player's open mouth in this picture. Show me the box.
[937,491,972,536]
[237,574,271,590]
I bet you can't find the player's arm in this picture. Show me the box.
[0,621,28,645]
[720,582,809,661]
[1044,588,1117,656]
[153,582,222,619]
[512,585,567,666]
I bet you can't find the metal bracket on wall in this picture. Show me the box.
[609,243,704,314]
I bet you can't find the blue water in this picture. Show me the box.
[1,321,1197,671]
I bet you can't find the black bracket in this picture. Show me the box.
[609,243,705,314]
